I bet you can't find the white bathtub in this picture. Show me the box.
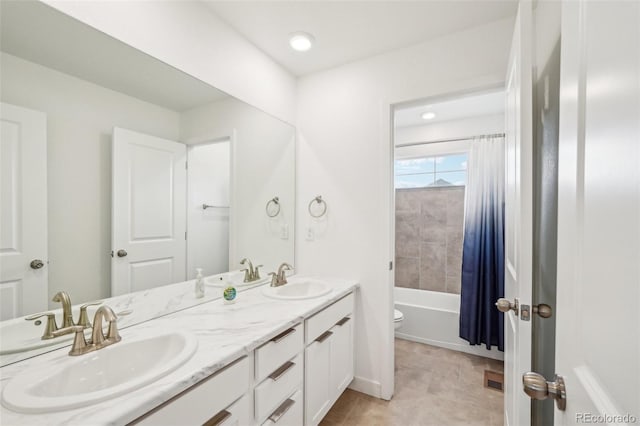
[394,287,503,361]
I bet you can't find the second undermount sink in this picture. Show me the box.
[2,331,198,413]
[262,278,332,300]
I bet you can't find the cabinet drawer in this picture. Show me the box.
[261,389,303,426]
[305,293,354,344]
[134,356,251,425]
[204,392,252,426]
[255,323,303,382]
[255,352,303,422]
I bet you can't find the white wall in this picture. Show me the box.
[187,140,231,279]
[296,17,514,398]
[42,0,297,125]
[181,97,295,275]
[0,53,180,306]
[395,113,505,145]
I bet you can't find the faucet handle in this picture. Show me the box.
[240,268,251,283]
[268,272,278,287]
[53,326,88,356]
[254,265,264,280]
[77,301,103,328]
[25,312,58,340]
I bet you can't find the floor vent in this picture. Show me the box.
[484,370,504,392]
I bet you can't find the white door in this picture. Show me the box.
[503,2,534,425]
[186,140,231,279]
[111,127,186,296]
[0,102,48,319]
[554,1,640,423]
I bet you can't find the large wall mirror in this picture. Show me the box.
[0,1,295,365]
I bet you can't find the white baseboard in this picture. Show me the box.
[395,333,504,361]
[348,376,382,398]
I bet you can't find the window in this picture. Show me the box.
[395,153,467,189]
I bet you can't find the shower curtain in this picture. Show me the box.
[459,136,505,351]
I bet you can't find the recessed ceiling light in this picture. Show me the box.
[289,32,315,52]
[421,112,436,120]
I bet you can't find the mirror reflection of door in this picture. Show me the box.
[111,127,187,296]
[187,139,231,279]
[0,102,48,320]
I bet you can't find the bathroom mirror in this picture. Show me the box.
[0,1,295,365]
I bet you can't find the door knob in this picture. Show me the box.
[495,298,519,315]
[522,372,566,410]
[533,303,552,318]
[116,249,127,258]
[30,259,45,269]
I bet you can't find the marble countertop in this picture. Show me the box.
[0,276,358,426]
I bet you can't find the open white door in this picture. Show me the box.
[0,102,48,319]
[502,2,534,425]
[552,1,640,423]
[111,127,186,296]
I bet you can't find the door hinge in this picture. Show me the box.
[389,261,393,271]
[185,161,188,170]
[185,231,187,240]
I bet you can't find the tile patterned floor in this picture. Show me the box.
[321,339,504,426]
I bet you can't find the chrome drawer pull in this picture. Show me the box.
[204,409,231,426]
[336,317,350,326]
[270,327,296,343]
[269,398,295,423]
[315,330,333,343]
[269,360,295,381]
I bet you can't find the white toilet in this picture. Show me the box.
[394,309,404,330]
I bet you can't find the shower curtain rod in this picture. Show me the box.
[395,132,506,148]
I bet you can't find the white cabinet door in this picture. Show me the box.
[304,331,332,426]
[0,102,48,319]
[111,127,186,296]
[329,317,354,394]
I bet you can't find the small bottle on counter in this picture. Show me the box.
[195,268,205,298]
[223,283,237,304]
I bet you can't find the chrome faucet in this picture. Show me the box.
[269,263,293,287]
[240,258,263,282]
[52,291,74,328]
[52,305,121,356]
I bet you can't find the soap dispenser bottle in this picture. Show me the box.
[195,268,205,298]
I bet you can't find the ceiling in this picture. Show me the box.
[394,90,505,128]
[203,1,518,76]
[1,1,228,112]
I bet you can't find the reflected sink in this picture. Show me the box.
[262,278,332,300]
[205,270,268,288]
[0,317,75,355]
[2,331,198,413]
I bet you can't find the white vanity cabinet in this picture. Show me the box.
[304,293,355,426]
[132,355,253,426]
[131,291,355,426]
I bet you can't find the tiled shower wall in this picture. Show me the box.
[395,186,465,293]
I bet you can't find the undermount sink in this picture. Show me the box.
[262,278,332,300]
[2,331,198,413]
[205,270,269,288]
[0,317,75,356]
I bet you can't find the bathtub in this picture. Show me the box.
[394,287,503,361]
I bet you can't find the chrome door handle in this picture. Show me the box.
[522,372,566,410]
[116,249,127,257]
[495,298,519,315]
[30,259,45,269]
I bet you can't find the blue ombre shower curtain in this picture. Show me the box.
[459,136,505,351]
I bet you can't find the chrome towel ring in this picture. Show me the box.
[308,195,327,218]
[266,197,281,217]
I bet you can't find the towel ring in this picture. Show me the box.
[266,197,281,218]
[308,195,327,218]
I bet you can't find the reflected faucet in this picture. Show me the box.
[240,258,263,282]
[52,291,74,328]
